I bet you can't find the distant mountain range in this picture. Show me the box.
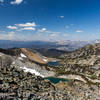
[0,40,57,49]
[0,39,100,51]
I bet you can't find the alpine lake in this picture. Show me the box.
[45,61,70,84]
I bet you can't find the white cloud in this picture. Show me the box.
[10,0,23,5]
[7,25,18,30]
[47,31,60,34]
[48,31,61,38]
[76,30,83,33]
[8,31,15,38]
[0,0,4,2]
[50,34,57,37]
[6,21,36,31]
[16,22,36,27]
[0,31,15,40]
[60,16,64,18]
[62,33,69,37]
[38,28,60,35]
[20,27,35,31]
[38,28,46,32]
[0,31,34,41]
[0,0,23,5]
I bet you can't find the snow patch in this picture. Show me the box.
[43,58,47,62]
[0,53,4,56]
[12,61,15,64]
[75,77,80,80]
[20,66,44,77]
[18,57,23,60]
[20,53,27,58]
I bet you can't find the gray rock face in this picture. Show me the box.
[0,49,55,78]
[12,57,55,77]
[0,53,14,68]
[59,43,100,82]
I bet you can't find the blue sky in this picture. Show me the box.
[0,0,100,41]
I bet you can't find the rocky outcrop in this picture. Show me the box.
[0,48,21,56]
[0,48,49,64]
[12,57,55,77]
[0,63,70,100]
[1,63,100,100]
[56,81,100,100]
[58,43,100,83]
[0,48,60,65]
[0,50,55,78]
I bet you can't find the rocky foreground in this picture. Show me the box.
[1,63,100,100]
[0,64,69,100]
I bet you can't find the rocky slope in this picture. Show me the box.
[58,43,100,84]
[0,48,55,78]
[0,48,50,64]
[1,45,100,100]
[0,63,68,100]
[1,63,100,100]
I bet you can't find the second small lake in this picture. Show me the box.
[44,77,70,84]
[47,61,63,66]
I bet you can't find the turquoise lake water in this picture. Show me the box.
[47,61,63,66]
[45,77,70,84]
